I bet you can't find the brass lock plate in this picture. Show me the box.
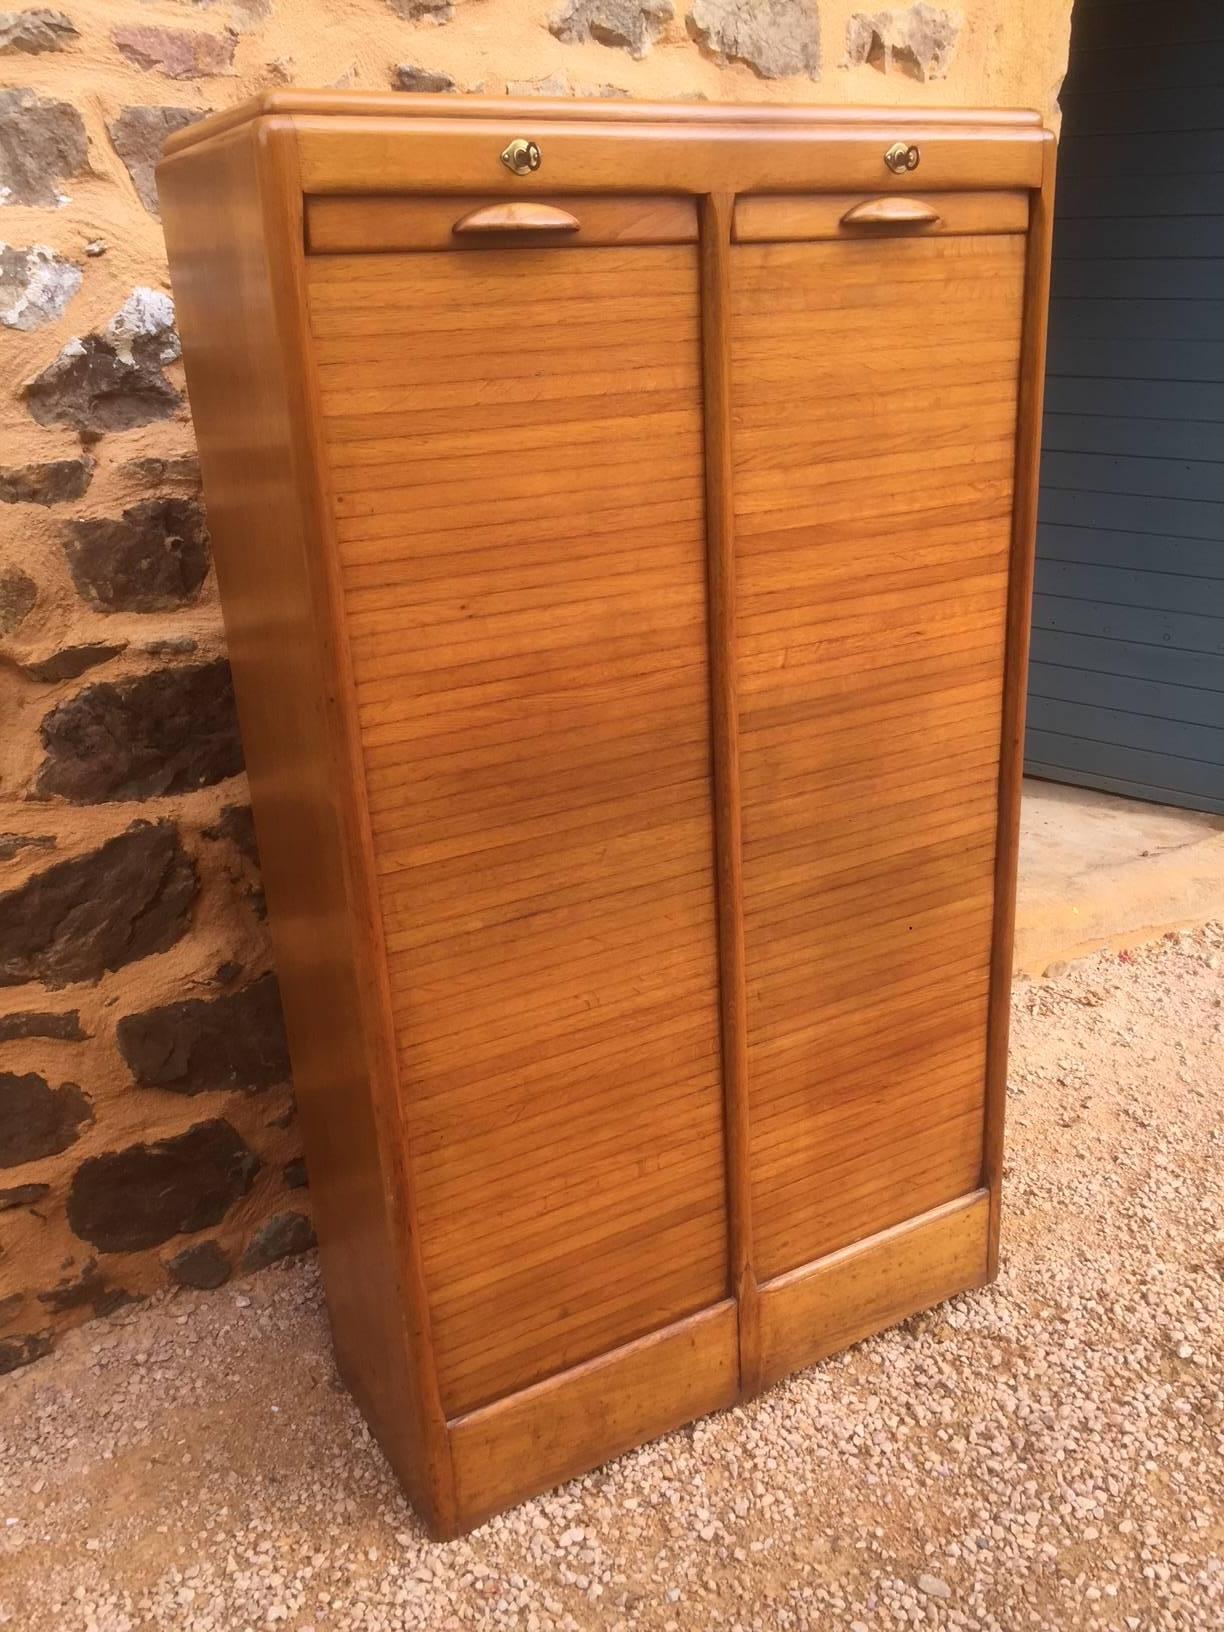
[501,138,542,176]
[884,141,921,174]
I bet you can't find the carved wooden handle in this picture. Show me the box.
[840,197,942,228]
[452,202,581,235]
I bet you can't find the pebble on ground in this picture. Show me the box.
[1,925,1221,1632]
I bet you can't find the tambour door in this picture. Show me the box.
[731,204,1028,1304]
[303,203,729,1417]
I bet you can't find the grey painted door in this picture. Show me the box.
[1026,0,1224,813]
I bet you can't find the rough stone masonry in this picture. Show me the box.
[0,0,1072,1375]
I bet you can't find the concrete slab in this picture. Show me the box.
[1014,777,1224,976]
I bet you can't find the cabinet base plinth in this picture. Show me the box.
[444,1300,739,1537]
[425,1192,990,1535]
[758,1190,992,1390]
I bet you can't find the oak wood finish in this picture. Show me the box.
[307,239,727,1418]
[838,194,942,225]
[732,231,1027,1282]
[449,1300,739,1528]
[159,96,1054,1538]
[156,122,455,1530]
[308,193,698,252]
[451,200,580,234]
[699,192,761,1399]
[983,136,1058,1277]
[735,190,1028,241]
[757,1190,990,1388]
[292,118,1045,201]
[164,94,1043,154]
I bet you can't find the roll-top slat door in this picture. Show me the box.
[304,229,728,1417]
[731,223,1027,1298]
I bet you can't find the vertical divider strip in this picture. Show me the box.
[984,138,1058,1279]
[699,192,761,1398]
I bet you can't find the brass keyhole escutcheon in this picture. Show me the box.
[884,141,921,174]
[501,138,542,176]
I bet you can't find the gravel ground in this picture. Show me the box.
[1,925,1221,1632]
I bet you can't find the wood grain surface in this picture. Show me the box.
[449,1300,738,1526]
[757,1189,990,1387]
[731,231,1027,1282]
[308,193,698,253]
[307,242,729,1418]
[735,190,1029,242]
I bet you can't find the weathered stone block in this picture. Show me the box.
[34,659,243,803]
[67,1118,260,1252]
[143,636,198,658]
[64,497,210,613]
[0,1182,50,1210]
[393,64,456,92]
[205,803,260,866]
[211,0,270,30]
[0,1331,52,1373]
[283,1156,307,1189]
[0,9,78,53]
[167,1237,231,1288]
[0,567,36,635]
[0,821,197,988]
[19,643,126,683]
[190,0,268,29]
[0,88,88,207]
[117,971,290,1096]
[0,832,54,861]
[38,1259,130,1316]
[0,1009,84,1043]
[388,0,453,21]
[503,73,629,96]
[113,23,236,78]
[0,1070,91,1167]
[844,3,959,78]
[121,454,201,490]
[204,802,266,918]
[241,1209,315,1271]
[504,73,572,95]
[108,106,206,218]
[0,243,81,331]
[23,336,181,434]
[0,456,93,506]
[550,0,672,58]
[688,0,820,78]
[105,287,181,363]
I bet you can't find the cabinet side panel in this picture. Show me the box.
[306,241,729,1419]
[732,232,1026,1282]
[985,146,1056,1273]
[158,131,435,1515]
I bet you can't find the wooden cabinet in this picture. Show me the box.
[158,94,1054,1536]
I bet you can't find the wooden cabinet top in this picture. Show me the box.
[161,92,1052,199]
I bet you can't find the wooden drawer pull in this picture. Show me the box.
[840,196,942,228]
[453,202,581,235]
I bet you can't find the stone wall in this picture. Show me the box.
[0,0,1073,1374]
